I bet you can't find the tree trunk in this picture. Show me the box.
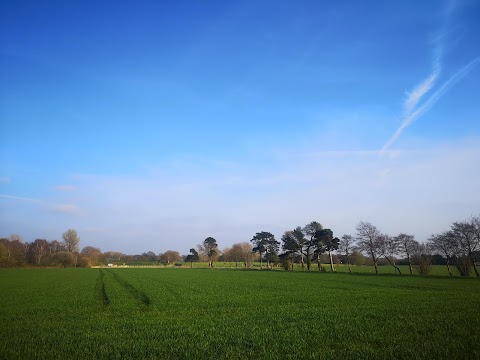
[260,251,263,269]
[328,250,334,272]
[190,260,193,268]
[445,257,452,276]
[469,251,479,277]
[373,259,379,275]
[384,256,401,274]
[306,247,311,271]
[300,255,305,271]
[317,254,322,272]
[347,259,352,274]
[392,258,401,275]
[406,252,413,275]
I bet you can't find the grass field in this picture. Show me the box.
[121,262,469,277]
[1,268,479,359]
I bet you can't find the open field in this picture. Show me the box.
[1,268,479,359]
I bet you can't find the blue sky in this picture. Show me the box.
[1,0,479,254]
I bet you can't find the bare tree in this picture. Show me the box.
[159,250,182,265]
[80,246,103,267]
[28,239,50,265]
[395,233,416,275]
[428,231,457,276]
[62,229,80,253]
[356,222,383,275]
[411,242,432,275]
[379,234,402,274]
[338,235,355,273]
[452,218,479,277]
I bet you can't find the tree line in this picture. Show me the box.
[1,215,479,276]
[187,215,479,277]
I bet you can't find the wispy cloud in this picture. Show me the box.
[382,0,479,151]
[54,185,77,192]
[383,57,480,151]
[48,204,80,215]
[403,70,439,116]
[0,193,80,215]
[0,194,42,202]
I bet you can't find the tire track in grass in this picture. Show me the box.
[105,269,151,306]
[96,268,110,306]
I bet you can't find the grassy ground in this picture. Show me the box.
[1,268,479,359]
[123,262,466,276]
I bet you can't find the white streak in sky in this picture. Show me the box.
[382,57,480,152]
[384,0,464,151]
[0,193,80,215]
[0,194,42,202]
[403,70,440,116]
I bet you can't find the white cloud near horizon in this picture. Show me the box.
[21,137,476,254]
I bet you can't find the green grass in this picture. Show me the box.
[1,268,479,359]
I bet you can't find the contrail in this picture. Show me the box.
[403,69,440,116]
[384,0,462,151]
[382,57,480,152]
[0,194,43,202]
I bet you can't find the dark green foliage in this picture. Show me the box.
[203,237,218,268]
[185,248,199,268]
[314,229,339,272]
[251,232,280,269]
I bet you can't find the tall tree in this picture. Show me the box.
[314,229,339,272]
[356,221,383,275]
[395,233,416,275]
[338,234,355,273]
[251,231,279,269]
[280,230,300,270]
[292,226,308,270]
[379,234,402,274]
[238,242,254,268]
[303,221,323,271]
[411,242,432,275]
[48,240,65,253]
[5,235,28,265]
[203,237,218,268]
[226,242,254,268]
[27,239,50,265]
[428,231,457,276]
[452,218,479,277]
[62,229,80,253]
